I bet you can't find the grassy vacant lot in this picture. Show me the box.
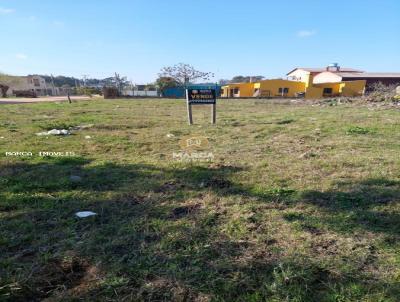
[0,98,399,301]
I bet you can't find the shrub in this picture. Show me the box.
[346,126,374,135]
[365,82,398,102]
[102,86,119,99]
[76,87,101,97]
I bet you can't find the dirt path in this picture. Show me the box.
[0,96,92,104]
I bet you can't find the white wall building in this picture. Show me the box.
[122,84,159,97]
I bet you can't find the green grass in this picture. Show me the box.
[346,126,375,135]
[0,98,399,301]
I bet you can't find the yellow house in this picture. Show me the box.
[220,64,366,99]
[287,65,367,99]
[304,86,323,99]
[221,82,255,97]
[286,68,318,88]
[221,79,306,98]
[254,79,306,97]
[287,66,363,88]
[305,80,366,99]
[340,80,366,97]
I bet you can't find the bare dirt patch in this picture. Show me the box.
[171,203,202,219]
[10,255,102,301]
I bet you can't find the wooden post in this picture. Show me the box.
[187,103,193,125]
[186,88,193,125]
[186,90,193,125]
[211,103,216,124]
[67,92,72,104]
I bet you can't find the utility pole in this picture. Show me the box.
[82,74,89,87]
[114,72,121,94]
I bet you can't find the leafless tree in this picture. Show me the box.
[158,63,214,85]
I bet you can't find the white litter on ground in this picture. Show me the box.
[85,135,91,139]
[36,129,70,136]
[166,133,175,138]
[75,211,97,218]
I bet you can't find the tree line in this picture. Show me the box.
[1,63,267,98]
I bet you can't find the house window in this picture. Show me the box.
[278,87,289,94]
[233,88,239,94]
[33,79,40,87]
[323,88,333,95]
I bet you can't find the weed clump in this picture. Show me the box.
[346,126,374,135]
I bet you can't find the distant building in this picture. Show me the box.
[305,80,366,99]
[286,64,400,98]
[286,64,363,88]
[6,75,58,96]
[122,84,159,97]
[286,64,400,97]
[220,82,255,97]
[220,64,370,99]
[313,72,400,91]
[221,79,306,98]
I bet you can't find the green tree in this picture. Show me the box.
[155,77,179,90]
[76,86,101,97]
[230,75,264,83]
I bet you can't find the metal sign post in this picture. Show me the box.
[186,88,216,125]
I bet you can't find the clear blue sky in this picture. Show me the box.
[1,0,399,83]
